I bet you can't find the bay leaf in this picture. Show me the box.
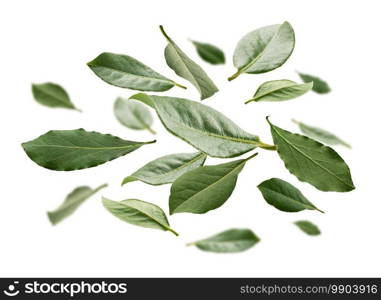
[169,153,257,215]
[267,117,355,192]
[32,82,80,111]
[297,72,331,94]
[294,220,321,236]
[102,197,178,236]
[160,26,218,100]
[229,21,295,81]
[293,119,351,148]
[257,178,323,213]
[47,183,107,225]
[130,93,267,158]
[245,80,313,103]
[187,229,260,253]
[191,40,225,65]
[87,52,186,91]
[22,129,155,171]
[122,152,207,186]
[114,97,155,134]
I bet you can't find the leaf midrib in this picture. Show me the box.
[120,201,172,232]
[137,152,206,181]
[26,144,141,150]
[90,64,173,85]
[272,125,353,188]
[239,24,283,74]
[253,82,298,100]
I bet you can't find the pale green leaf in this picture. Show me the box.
[294,220,321,236]
[102,197,178,236]
[160,26,218,100]
[122,152,207,186]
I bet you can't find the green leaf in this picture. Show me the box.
[102,197,178,236]
[47,183,107,225]
[297,72,331,94]
[228,21,295,81]
[159,26,218,100]
[191,40,225,65]
[31,82,80,111]
[257,178,323,213]
[114,97,155,134]
[293,119,351,148]
[122,152,207,186]
[267,117,355,192]
[245,80,313,104]
[87,52,186,92]
[187,229,260,253]
[294,220,321,236]
[130,93,264,158]
[169,153,257,215]
[22,129,155,171]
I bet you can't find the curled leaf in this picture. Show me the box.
[229,21,295,81]
[114,97,155,134]
[87,52,185,92]
[245,80,312,103]
[297,72,331,94]
[102,197,178,236]
[160,26,218,100]
[122,152,207,186]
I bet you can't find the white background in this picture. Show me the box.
[1,0,380,277]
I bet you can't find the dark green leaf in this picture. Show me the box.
[293,119,351,148]
[245,80,313,103]
[160,26,218,100]
[257,178,323,213]
[294,220,321,236]
[47,183,107,225]
[267,117,355,192]
[229,21,295,81]
[169,153,257,214]
[122,152,207,186]
[102,197,178,236]
[114,97,155,134]
[187,229,260,253]
[87,52,186,92]
[130,93,262,158]
[297,72,331,94]
[191,40,225,65]
[32,82,80,111]
[22,129,155,171]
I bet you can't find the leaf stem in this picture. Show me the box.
[244,98,256,104]
[228,70,241,81]
[94,183,108,192]
[186,241,196,247]
[74,107,83,113]
[245,152,258,161]
[316,207,325,214]
[257,141,277,151]
[146,127,156,135]
[159,25,172,42]
[168,227,179,236]
[173,81,187,89]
